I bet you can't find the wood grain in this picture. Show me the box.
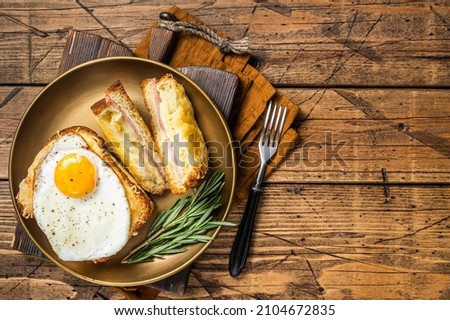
[1,181,449,299]
[1,1,449,86]
[2,87,449,182]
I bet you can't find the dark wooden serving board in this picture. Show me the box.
[12,30,239,297]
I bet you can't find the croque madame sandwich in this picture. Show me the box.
[141,74,208,195]
[16,126,154,262]
[90,80,167,195]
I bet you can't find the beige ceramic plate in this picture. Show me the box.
[9,57,235,287]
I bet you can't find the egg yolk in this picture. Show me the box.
[54,154,96,198]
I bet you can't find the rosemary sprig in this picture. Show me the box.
[122,171,235,264]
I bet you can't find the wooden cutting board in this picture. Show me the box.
[12,30,239,296]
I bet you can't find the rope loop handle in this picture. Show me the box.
[158,13,250,54]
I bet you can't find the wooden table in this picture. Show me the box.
[1,1,449,300]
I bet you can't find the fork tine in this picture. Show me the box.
[268,102,277,131]
[267,104,276,147]
[260,100,273,144]
[263,101,273,131]
[275,107,287,145]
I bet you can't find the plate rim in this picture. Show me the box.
[8,56,236,286]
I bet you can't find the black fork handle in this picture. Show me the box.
[228,185,263,277]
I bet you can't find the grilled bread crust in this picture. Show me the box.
[141,74,208,195]
[91,80,167,195]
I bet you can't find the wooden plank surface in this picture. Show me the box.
[1,1,449,86]
[2,87,450,183]
[1,181,449,299]
[1,0,450,300]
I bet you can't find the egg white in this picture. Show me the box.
[32,134,131,261]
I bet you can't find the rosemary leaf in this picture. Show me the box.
[189,235,213,242]
[122,171,235,264]
[161,248,187,255]
[147,196,189,237]
[205,220,237,228]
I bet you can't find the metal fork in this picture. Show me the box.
[229,100,288,277]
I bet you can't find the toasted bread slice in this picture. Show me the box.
[16,126,154,262]
[91,80,167,195]
[141,74,208,194]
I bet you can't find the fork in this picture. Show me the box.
[229,100,288,277]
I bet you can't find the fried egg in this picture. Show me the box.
[32,133,130,261]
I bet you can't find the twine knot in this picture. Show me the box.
[159,18,250,54]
